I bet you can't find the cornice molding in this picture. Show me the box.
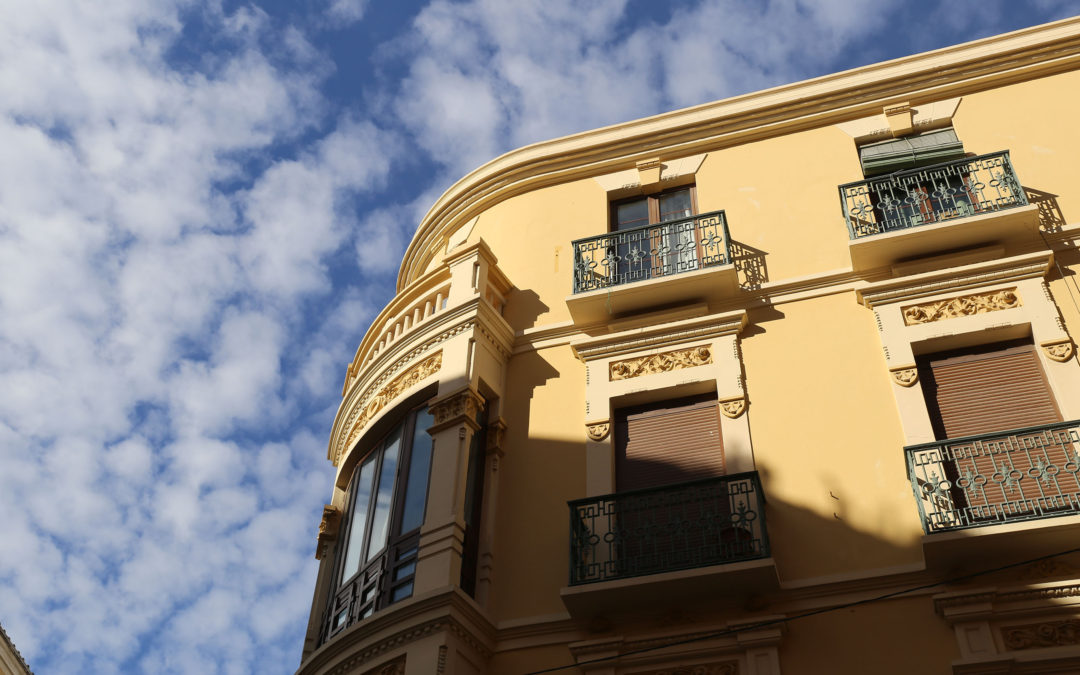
[572,310,747,363]
[856,251,1053,309]
[398,18,1080,290]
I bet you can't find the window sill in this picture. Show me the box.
[921,512,1080,573]
[560,556,778,620]
[565,262,739,325]
[848,203,1040,272]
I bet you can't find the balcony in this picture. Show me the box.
[906,420,1080,569]
[561,472,776,617]
[839,151,1040,270]
[567,210,738,323]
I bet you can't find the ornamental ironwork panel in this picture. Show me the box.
[839,150,1027,239]
[568,472,769,585]
[571,210,732,294]
[905,420,1080,534]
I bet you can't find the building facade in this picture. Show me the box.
[298,18,1080,675]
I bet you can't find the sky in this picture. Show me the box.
[0,1,1076,673]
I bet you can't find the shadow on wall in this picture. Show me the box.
[1025,186,1067,233]
[502,287,549,333]
[730,240,770,291]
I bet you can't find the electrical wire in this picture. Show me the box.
[524,544,1080,674]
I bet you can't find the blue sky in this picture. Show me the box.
[0,1,1075,673]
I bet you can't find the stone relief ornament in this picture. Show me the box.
[890,366,919,387]
[1042,340,1075,362]
[609,345,713,381]
[344,351,442,453]
[315,505,341,560]
[720,398,746,419]
[430,388,483,426]
[1002,619,1080,650]
[635,662,738,675]
[901,288,1021,325]
[586,421,610,441]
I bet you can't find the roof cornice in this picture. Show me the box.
[397,16,1080,290]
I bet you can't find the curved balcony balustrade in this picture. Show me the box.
[839,151,1040,270]
[567,210,738,323]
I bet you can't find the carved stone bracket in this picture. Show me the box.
[315,505,341,561]
[486,419,507,471]
[1042,339,1075,362]
[890,366,919,387]
[609,345,713,381]
[720,397,746,419]
[901,288,1021,325]
[429,388,485,434]
[586,421,611,441]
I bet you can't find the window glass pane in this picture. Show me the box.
[399,407,434,534]
[390,581,414,603]
[658,189,692,222]
[615,198,649,230]
[340,455,377,584]
[365,425,402,562]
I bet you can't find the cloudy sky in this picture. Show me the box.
[0,1,1075,673]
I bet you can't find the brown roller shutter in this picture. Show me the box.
[615,395,724,492]
[918,338,1061,439]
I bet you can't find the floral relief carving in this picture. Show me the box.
[609,345,713,381]
[890,367,919,387]
[343,351,442,453]
[363,656,406,675]
[430,389,483,427]
[1042,340,1074,362]
[901,288,1021,325]
[1002,619,1080,650]
[315,505,341,560]
[633,661,738,675]
[720,398,746,419]
[586,421,610,441]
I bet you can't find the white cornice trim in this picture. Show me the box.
[397,17,1080,290]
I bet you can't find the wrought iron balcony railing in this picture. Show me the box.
[839,150,1027,239]
[906,420,1080,534]
[571,210,732,294]
[568,472,769,586]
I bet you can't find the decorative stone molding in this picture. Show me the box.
[342,351,443,457]
[1001,619,1080,650]
[485,419,507,454]
[609,345,713,381]
[720,397,746,419]
[635,663,738,675]
[586,421,611,441]
[1042,339,1075,362]
[429,388,485,432]
[890,366,919,387]
[315,505,341,561]
[900,288,1021,325]
[362,656,405,675]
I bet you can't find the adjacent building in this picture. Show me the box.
[298,17,1080,675]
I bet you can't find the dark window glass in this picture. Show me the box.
[399,408,434,534]
[339,455,376,584]
[615,198,649,230]
[366,427,401,562]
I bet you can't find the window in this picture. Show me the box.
[323,404,434,641]
[914,338,1079,525]
[606,186,701,283]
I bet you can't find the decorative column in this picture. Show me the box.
[474,418,506,609]
[414,387,485,596]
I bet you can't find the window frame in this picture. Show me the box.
[322,403,434,642]
[609,185,698,232]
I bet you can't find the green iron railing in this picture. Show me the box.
[839,150,1027,239]
[906,420,1080,534]
[571,209,731,294]
[568,472,769,585]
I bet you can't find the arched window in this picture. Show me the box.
[323,404,434,641]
